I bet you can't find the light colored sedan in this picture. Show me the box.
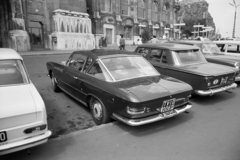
[213,40,240,57]
[0,48,52,155]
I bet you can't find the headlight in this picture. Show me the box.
[213,79,219,85]
[234,62,239,69]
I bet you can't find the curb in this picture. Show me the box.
[49,121,118,142]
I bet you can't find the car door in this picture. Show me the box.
[62,54,87,99]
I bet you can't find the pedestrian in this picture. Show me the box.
[149,35,159,43]
[119,34,125,50]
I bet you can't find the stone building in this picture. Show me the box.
[0,0,180,51]
[87,0,181,45]
[0,0,95,51]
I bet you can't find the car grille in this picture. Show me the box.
[210,73,235,88]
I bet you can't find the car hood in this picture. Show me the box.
[115,76,192,102]
[180,63,236,76]
[0,84,37,129]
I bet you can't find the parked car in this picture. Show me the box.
[213,40,240,57]
[135,43,238,96]
[46,49,193,126]
[166,40,240,82]
[0,48,52,155]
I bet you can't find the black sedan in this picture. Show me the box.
[135,43,238,96]
[46,49,193,126]
[167,40,240,82]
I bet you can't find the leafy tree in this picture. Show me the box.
[141,29,151,43]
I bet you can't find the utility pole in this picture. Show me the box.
[229,0,240,38]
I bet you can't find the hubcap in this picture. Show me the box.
[93,101,102,120]
[51,77,56,87]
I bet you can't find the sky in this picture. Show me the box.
[206,0,240,38]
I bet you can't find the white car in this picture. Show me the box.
[0,48,52,155]
[213,40,240,57]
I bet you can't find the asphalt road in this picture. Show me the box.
[3,53,240,160]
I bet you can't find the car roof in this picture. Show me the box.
[137,43,199,50]
[168,40,214,45]
[0,48,23,60]
[213,40,240,45]
[71,49,138,59]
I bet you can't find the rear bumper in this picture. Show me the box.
[194,83,237,96]
[112,103,192,126]
[0,130,52,155]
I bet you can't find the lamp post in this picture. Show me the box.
[229,0,240,38]
[174,23,185,39]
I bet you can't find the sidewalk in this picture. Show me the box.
[19,44,137,56]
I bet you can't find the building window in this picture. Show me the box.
[124,26,132,39]
[138,0,145,18]
[101,0,112,12]
[121,0,129,15]
[162,4,169,22]
[152,2,158,21]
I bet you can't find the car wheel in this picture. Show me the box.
[51,72,61,92]
[90,97,111,125]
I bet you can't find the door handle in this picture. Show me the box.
[73,76,79,80]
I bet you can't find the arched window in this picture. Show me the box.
[152,2,158,21]
[162,3,169,22]
[138,0,145,18]
[121,0,129,15]
[101,0,112,12]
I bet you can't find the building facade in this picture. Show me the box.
[0,0,95,51]
[87,0,180,46]
[0,0,180,51]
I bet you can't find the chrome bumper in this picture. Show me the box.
[112,103,192,126]
[194,83,238,96]
[0,130,52,155]
[235,75,240,81]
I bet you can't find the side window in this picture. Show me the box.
[149,49,162,62]
[68,53,87,72]
[87,61,105,80]
[83,57,93,72]
[136,48,149,58]
[160,50,168,64]
[69,59,85,71]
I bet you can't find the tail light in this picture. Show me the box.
[24,124,47,134]
[127,107,146,115]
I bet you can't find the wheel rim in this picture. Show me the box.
[92,101,102,120]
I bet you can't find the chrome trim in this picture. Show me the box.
[112,103,192,126]
[194,83,238,96]
[235,75,240,81]
[0,131,52,155]
[58,85,87,106]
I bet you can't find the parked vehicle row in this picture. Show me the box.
[0,40,239,155]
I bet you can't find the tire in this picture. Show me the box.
[51,72,61,92]
[90,97,111,125]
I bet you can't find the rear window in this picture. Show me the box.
[0,60,29,86]
[172,50,207,65]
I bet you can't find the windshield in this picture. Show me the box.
[0,60,29,86]
[197,43,224,56]
[101,56,160,81]
[172,50,207,66]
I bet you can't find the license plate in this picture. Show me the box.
[220,77,228,85]
[161,98,176,113]
[0,131,7,144]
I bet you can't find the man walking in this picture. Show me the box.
[119,34,125,50]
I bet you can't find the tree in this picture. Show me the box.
[141,29,151,43]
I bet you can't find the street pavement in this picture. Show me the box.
[18,44,137,56]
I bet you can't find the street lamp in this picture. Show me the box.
[174,23,185,39]
[229,0,240,38]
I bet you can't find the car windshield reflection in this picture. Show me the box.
[101,56,160,81]
[172,50,207,66]
[0,60,29,86]
[199,43,224,56]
